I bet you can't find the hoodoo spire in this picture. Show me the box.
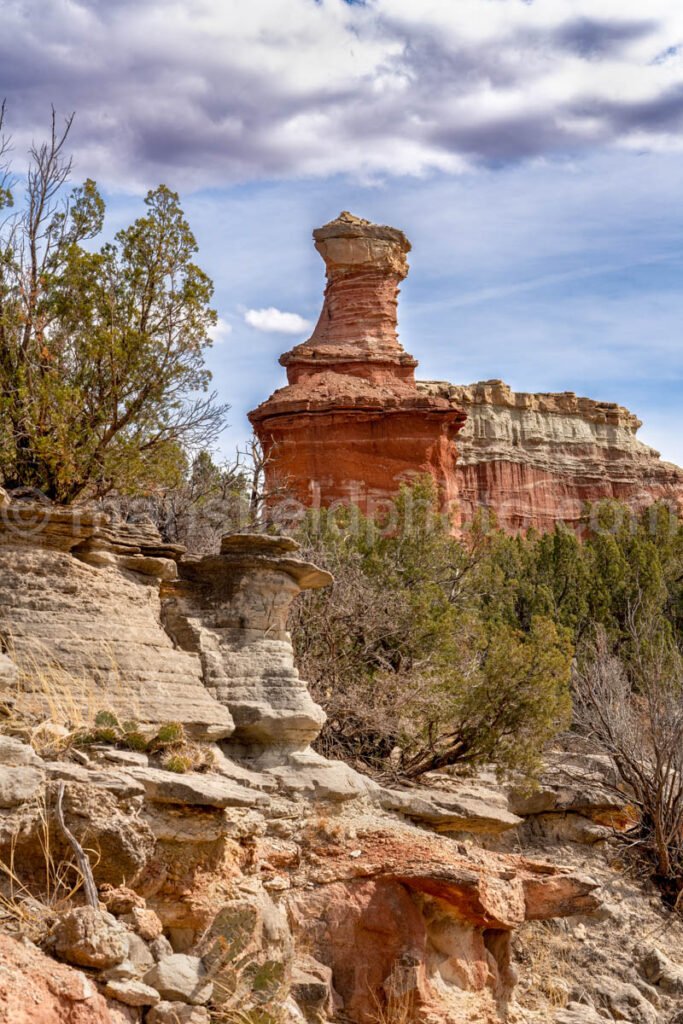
[248,213,466,517]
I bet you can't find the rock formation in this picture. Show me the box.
[249,213,682,533]
[0,492,618,1024]
[420,379,683,532]
[248,212,466,515]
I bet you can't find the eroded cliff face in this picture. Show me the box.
[249,213,682,534]
[249,212,465,515]
[419,380,683,532]
[0,496,606,1024]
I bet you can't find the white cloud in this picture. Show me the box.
[243,307,312,334]
[2,1,683,189]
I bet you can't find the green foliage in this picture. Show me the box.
[293,481,682,781]
[292,479,573,780]
[0,111,228,501]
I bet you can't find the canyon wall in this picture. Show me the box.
[420,379,683,532]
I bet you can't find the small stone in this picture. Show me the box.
[127,932,155,972]
[149,935,174,962]
[147,1002,210,1024]
[53,907,128,969]
[100,960,139,982]
[143,954,213,1005]
[104,978,161,1007]
[99,885,146,915]
[122,907,163,941]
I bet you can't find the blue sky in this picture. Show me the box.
[3,0,683,463]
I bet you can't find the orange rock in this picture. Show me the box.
[0,934,116,1024]
[249,212,466,517]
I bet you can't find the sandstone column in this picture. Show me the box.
[249,212,466,517]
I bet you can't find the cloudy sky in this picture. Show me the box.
[3,0,683,462]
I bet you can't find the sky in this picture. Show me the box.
[2,0,683,463]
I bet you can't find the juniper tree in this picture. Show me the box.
[0,107,228,502]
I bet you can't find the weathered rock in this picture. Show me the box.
[267,752,378,802]
[555,1004,610,1024]
[53,907,129,969]
[128,766,263,808]
[99,961,139,982]
[249,212,466,518]
[0,764,43,806]
[0,734,43,766]
[143,955,213,1006]
[149,936,174,963]
[126,934,155,973]
[122,907,163,941]
[146,1004,209,1024]
[592,975,658,1024]
[164,534,331,754]
[639,946,683,995]
[0,933,115,1024]
[380,785,522,834]
[0,508,235,741]
[102,979,160,1007]
[290,954,338,1021]
[99,886,146,916]
[420,379,683,531]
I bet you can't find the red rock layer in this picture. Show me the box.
[249,212,465,516]
[419,379,683,532]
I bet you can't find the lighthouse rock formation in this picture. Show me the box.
[250,212,683,532]
[249,212,466,515]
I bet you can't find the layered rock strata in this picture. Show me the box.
[249,212,466,515]
[0,503,234,740]
[0,504,329,746]
[419,379,683,531]
[162,533,331,756]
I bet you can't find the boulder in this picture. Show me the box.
[143,955,213,1006]
[103,979,160,1007]
[0,933,114,1024]
[0,765,43,807]
[53,907,129,969]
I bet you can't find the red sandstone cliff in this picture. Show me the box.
[419,379,683,532]
[250,212,683,533]
[248,212,465,514]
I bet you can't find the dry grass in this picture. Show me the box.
[0,793,96,944]
[514,921,582,1013]
[0,636,138,756]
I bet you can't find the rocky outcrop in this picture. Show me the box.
[162,534,331,757]
[0,493,615,1024]
[0,506,328,747]
[419,379,683,531]
[248,213,682,533]
[249,212,465,515]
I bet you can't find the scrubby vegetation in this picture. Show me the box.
[0,108,228,502]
